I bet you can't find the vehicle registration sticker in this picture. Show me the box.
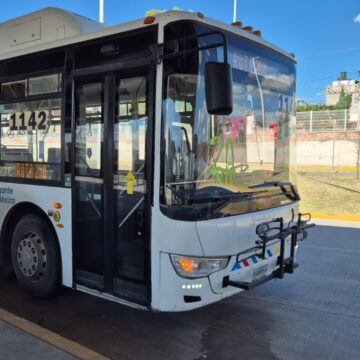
[252,264,268,281]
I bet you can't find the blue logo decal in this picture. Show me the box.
[231,262,241,272]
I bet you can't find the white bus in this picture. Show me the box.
[0,8,313,311]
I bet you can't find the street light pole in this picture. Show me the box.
[99,0,104,23]
[331,118,336,170]
[233,0,237,23]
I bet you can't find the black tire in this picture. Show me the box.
[11,214,61,298]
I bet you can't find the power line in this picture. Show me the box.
[304,75,337,84]
[298,46,360,59]
[303,69,360,84]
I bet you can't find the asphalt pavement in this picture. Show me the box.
[0,221,359,360]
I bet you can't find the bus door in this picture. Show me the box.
[73,68,153,305]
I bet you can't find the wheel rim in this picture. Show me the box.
[17,232,47,281]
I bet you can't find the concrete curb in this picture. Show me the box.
[0,308,109,360]
[311,213,360,222]
[297,166,360,171]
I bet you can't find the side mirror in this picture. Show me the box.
[205,62,233,115]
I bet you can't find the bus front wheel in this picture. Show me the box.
[11,214,61,298]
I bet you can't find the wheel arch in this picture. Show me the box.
[0,202,62,279]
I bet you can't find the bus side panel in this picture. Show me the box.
[0,183,72,287]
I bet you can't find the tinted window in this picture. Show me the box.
[1,80,27,100]
[0,98,62,180]
[75,82,103,177]
[1,74,61,101]
[28,74,62,96]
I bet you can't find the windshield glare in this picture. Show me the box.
[162,23,296,220]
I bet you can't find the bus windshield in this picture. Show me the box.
[162,21,296,221]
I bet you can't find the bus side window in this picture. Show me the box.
[0,97,62,180]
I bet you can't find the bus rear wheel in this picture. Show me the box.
[11,214,61,298]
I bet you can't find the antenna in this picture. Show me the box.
[233,0,237,23]
[99,0,104,23]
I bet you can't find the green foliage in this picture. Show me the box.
[297,104,341,112]
[297,87,352,112]
[298,104,325,112]
[336,87,352,109]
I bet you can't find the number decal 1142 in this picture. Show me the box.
[9,111,49,131]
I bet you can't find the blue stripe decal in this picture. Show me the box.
[251,256,258,264]
[231,262,241,272]
[267,249,272,257]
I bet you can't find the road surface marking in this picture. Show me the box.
[0,308,109,360]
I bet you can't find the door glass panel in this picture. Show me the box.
[75,81,104,282]
[75,82,103,177]
[114,76,147,282]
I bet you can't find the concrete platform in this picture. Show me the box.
[0,320,77,360]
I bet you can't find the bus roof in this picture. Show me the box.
[0,7,295,62]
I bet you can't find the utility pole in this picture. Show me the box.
[233,0,237,23]
[99,0,104,23]
[357,118,360,180]
[356,69,360,179]
[331,118,336,170]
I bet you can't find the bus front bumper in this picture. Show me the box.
[154,244,296,312]
[154,228,307,312]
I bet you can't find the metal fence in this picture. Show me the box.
[296,109,359,133]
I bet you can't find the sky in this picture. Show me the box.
[0,0,359,104]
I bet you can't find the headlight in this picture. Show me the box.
[170,254,229,279]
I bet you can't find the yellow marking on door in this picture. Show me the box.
[125,171,136,195]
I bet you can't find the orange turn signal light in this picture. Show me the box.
[179,257,196,273]
[231,21,243,27]
[243,26,253,32]
[56,224,64,229]
[144,16,155,24]
[53,202,62,209]
[253,30,262,37]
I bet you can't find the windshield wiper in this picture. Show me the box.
[208,194,248,214]
[206,190,268,214]
[249,181,300,201]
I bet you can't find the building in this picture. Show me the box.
[326,72,360,120]
[297,99,307,107]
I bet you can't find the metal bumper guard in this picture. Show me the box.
[222,213,315,290]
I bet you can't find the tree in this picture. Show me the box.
[296,87,353,112]
[336,87,352,110]
[297,104,337,112]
